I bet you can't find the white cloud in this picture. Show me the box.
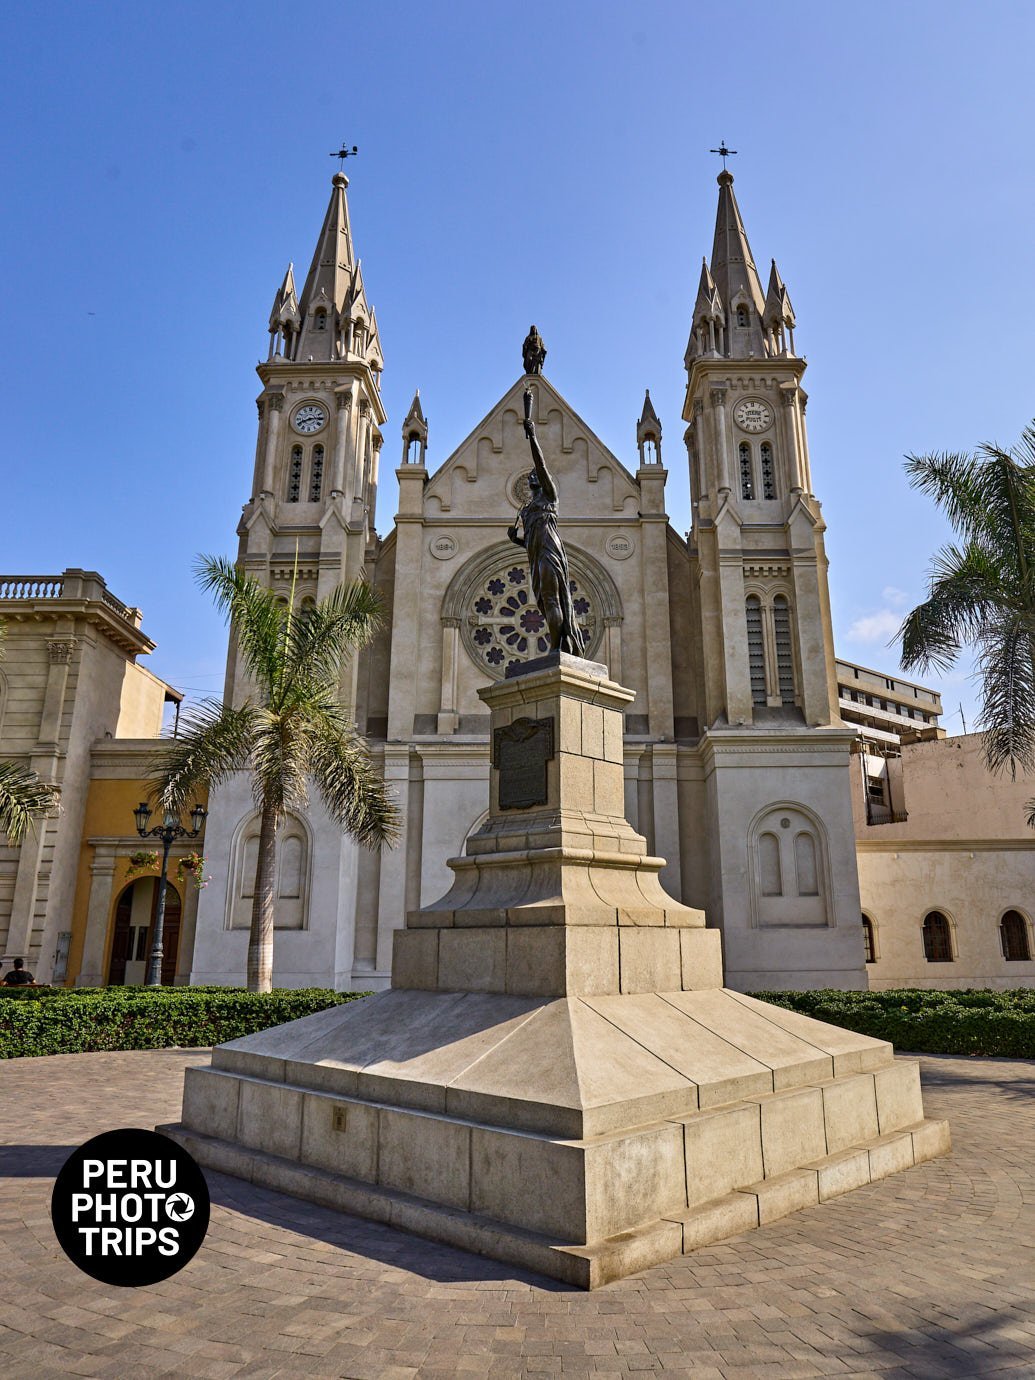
[846,610,902,644]
[881,586,909,608]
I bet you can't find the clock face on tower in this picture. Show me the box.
[733,399,773,433]
[292,403,327,434]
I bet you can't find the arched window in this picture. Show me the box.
[745,595,766,704]
[407,434,421,464]
[750,804,829,927]
[794,832,819,896]
[739,442,755,500]
[760,442,776,499]
[862,914,877,964]
[287,446,303,502]
[759,832,782,896]
[309,444,324,501]
[315,310,327,331]
[922,911,953,962]
[229,813,310,931]
[736,305,749,328]
[1000,910,1031,961]
[772,596,796,704]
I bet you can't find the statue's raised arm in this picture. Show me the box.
[522,388,557,502]
[508,385,586,658]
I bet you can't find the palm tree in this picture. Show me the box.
[152,557,400,991]
[0,622,56,844]
[898,428,1035,826]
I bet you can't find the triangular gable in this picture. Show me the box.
[422,374,641,518]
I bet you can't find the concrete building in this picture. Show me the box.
[853,732,1035,987]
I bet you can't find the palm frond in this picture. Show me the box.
[976,613,1035,777]
[149,698,256,812]
[1026,797,1035,830]
[283,580,384,690]
[899,540,1003,673]
[194,556,286,701]
[0,760,56,844]
[304,701,400,849]
[248,709,305,820]
[903,450,997,542]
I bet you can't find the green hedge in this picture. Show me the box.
[752,988,1035,1058]
[0,986,367,1059]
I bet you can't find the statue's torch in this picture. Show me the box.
[523,386,534,423]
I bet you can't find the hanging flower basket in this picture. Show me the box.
[176,851,210,891]
[125,850,159,881]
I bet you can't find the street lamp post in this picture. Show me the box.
[134,801,207,987]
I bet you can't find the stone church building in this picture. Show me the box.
[190,168,875,994]
[3,169,1031,992]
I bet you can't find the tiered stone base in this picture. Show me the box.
[162,987,949,1288]
[166,655,948,1286]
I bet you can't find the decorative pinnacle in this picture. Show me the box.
[330,143,359,172]
[709,141,737,171]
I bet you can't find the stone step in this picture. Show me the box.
[160,1115,950,1289]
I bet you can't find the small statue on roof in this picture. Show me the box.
[521,324,547,376]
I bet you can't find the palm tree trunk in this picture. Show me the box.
[247,802,278,992]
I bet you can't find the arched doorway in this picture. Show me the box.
[107,878,182,985]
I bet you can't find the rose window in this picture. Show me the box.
[464,562,597,678]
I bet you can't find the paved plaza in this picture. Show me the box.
[0,1048,1033,1378]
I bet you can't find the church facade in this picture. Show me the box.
[189,168,872,994]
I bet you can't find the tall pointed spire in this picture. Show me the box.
[290,173,383,374]
[299,174,355,320]
[710,171,766,358]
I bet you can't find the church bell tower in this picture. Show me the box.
[683,169,839,730]
[682,167,867,991]
[228,171,386,710]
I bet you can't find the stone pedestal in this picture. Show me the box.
[163,655,948,1287]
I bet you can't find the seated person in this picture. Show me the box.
[3,957,35,986]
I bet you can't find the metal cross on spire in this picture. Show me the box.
[330,144,359,172]
[709,142,737,170]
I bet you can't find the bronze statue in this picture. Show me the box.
[521,324,547,375]
[507,388,586,656]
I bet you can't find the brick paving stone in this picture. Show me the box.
[2,1048,1035,1376]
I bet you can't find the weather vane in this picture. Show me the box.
[330,144,359,172]
[709,141,737,170]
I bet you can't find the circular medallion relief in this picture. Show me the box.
[506,470,534,509]
[605,532,635,560]
[463,559,599,679]
[429,533,458,560]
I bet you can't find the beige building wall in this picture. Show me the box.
[0,571,173,982]
[854,733,1035,989]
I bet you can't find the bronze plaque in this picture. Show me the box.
[493,716,555,810]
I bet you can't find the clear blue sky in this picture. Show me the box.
[4,1,1033,735]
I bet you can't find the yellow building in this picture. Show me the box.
[0,570,205,986]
